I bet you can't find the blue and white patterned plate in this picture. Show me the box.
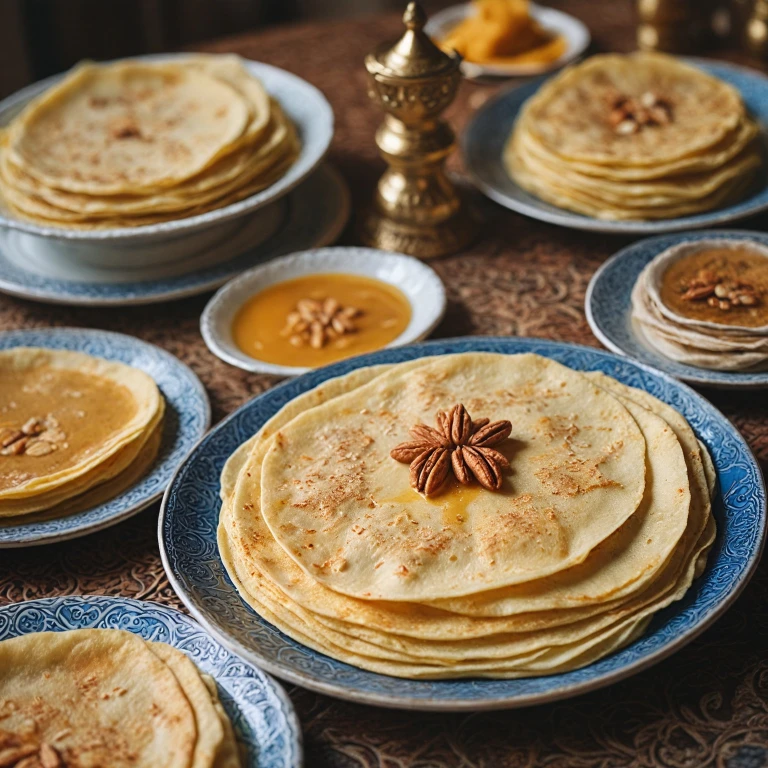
[462,60,768,234]
[0,596,302,768]
[159,337,766,711]
[0,328,210,547]
[0,165,349,306]
[586,229,768,389]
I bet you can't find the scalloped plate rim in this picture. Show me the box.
[159,336,766,711]
[0,595,303,768]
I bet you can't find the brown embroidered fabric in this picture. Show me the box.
[1,3,767,765]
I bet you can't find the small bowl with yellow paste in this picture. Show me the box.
[426,0,590,79]
[200,247,446,375]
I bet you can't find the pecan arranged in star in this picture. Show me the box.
[390,404,512,496]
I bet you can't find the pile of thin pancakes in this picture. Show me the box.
[0,55,298,229]
[0,629,241,768]
[506,52,762,221]
[632,239,768,370]
[219,352,715,679]
[0,348,163,520]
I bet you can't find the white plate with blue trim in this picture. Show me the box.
[0,164,349,306]
[0,596,302,768]
[0,328,210,547]
[586,229,768,389]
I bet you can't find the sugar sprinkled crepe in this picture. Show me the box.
[0,629,242,768]
[218,352,714,679]
[0,55,299,229]
[505,52,762,221]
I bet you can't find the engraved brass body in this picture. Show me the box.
[360,2,475,259]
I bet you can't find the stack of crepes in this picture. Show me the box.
[505,52,762,220]
[0,629,241,767]
[632,240,768,370]
[0,348,164,520]
[0,55,298,229]
[219,353,715,679]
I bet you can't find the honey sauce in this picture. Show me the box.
[660,246,768,328]
[382,479,511,527]
[0,367,137,492]
[232,273,412,368]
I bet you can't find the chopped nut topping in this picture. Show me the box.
[0,415,65,457]
[391,404,512,496]
[280,297,363,349]
[607,91,673,135]
[680,268,762,311]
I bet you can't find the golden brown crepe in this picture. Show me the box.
[0,347,163,518]
[0,630,242,768]
[505,52,762,220]
[217,353,714,679]
[0,55,299,229]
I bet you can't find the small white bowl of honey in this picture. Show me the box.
[200,246,447,376]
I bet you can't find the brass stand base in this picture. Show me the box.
[359,196,476,260]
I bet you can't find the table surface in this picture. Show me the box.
[2,3,768,766]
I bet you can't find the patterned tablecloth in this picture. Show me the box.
[1,3,767,766]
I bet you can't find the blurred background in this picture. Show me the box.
[0,0,457,98]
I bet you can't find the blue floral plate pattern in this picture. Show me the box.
[0,596,302,768]
[0,328,210,547]
[586,229,768,389]
[462,60,768,234]
[159,337,766,711]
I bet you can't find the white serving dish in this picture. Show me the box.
[0,54,334,272]
[200,246,447,376]
[424,2,590,79]
[0,164,350,306]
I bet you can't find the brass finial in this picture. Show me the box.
[403,2,426,29]
[360,3,475,259]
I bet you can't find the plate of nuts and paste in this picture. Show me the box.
[587,230,768,388]
[200,247,447,375]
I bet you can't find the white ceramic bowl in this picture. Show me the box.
[0,54,334,272]
[424,2,590,79]
[200,247,447,376]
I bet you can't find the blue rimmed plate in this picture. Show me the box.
[159,337,766,711]
[0,596,302,768]
[0,328,210,547]
[462,60,768,234]
[0,165,349,306]
[586,229,768,389]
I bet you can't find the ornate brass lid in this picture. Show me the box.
[365,2,460,80]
